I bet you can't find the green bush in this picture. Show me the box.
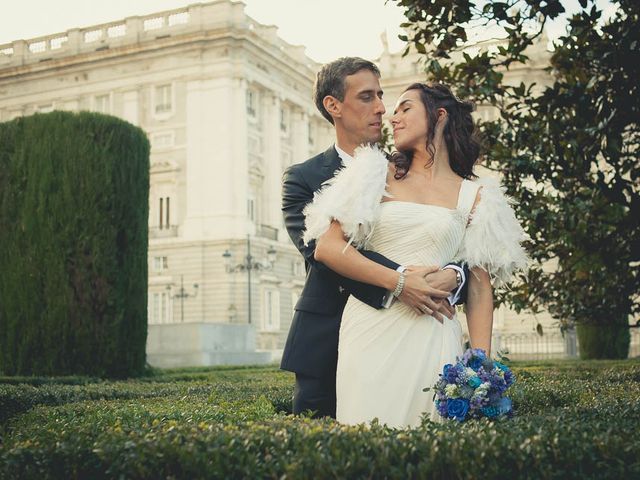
[1,363,638,479]
[0,111,149,378]
[577,323,631,359]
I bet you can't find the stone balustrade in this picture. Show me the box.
[0,0,312,69]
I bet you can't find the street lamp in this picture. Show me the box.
[166,275,199,323]
[222,234,277,324]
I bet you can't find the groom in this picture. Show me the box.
[280,57,467,418]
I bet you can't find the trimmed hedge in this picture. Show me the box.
[1,362,639,479]
[577,323,631,359]
[0,111,149,377]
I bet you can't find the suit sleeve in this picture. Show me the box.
[282,165,400,309]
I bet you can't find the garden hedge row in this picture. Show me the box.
[1,363,638,479]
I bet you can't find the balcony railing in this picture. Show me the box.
[492,328,640,360]
[0,1,314,71]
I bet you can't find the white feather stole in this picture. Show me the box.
[302,144,390,249]
[456,177,529,286]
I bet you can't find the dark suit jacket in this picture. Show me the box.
[280,146,400,378]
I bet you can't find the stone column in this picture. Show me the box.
[292,108,310,166]
[262,91,282,230]
[183,77,248,241]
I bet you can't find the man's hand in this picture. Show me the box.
[398,266,452,322]
[424,269,457,319]
[423,268,458,292]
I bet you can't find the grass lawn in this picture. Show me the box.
[1,359,639,479]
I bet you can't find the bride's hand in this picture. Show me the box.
[399,266,451,322]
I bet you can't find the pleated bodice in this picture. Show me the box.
[368,201,468,269]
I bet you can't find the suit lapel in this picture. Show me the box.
[321,145,343,180]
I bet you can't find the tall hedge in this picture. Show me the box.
[0,111,149,377]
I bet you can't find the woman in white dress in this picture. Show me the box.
[304,83,527,428]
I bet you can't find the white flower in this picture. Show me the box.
[445,384,459,398]
[471,382,491,401]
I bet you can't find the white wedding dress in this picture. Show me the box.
[336,184,477,428]
[303,146,528,429]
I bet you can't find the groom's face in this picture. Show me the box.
[337,69,385,144]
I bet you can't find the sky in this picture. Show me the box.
[0,0,619,63]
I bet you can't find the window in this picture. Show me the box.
[94,94,110,114]
[293,260,304,277]
[246,89,258,118]
[262,289,280,331]
[159,197,171,229]
[150,291,172,324]
[153,256,168,271]
[247,196,255,223]
[155,84,172,114]
[308,121,315,146]
[280,106,290,134]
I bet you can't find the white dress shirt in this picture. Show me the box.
[334,144,352,165]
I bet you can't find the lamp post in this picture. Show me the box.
[166,275,199,323]
[222,235,277,324]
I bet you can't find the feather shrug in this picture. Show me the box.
[455,177,529,286]
[302,144,528,285]
[302,145,390,249]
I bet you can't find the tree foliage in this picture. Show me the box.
[391,0,639,341]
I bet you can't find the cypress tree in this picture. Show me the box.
[0,111,149,377]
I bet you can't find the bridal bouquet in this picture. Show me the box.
[427,348,515,422]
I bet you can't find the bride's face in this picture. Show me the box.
[391,89,428,152]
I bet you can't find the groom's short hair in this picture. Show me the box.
[314,57,380,125]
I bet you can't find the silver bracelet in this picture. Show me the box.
[392,271,406,298]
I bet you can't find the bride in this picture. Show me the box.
[303,83,527,428]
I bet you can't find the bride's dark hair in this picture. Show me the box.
[391,83,480,180]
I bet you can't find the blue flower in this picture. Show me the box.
[469,357,484,370]
[445,364,460,383]
[494,361,509,372]
[436,399,448,417]
[468,376,482,388]
[497,397,512,415]
[481,405,499,418]
[447,398,470,421]
[504,370,515,386]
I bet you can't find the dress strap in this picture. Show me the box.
[456,179,481,216]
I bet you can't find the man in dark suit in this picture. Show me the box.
[281,57,467,418]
